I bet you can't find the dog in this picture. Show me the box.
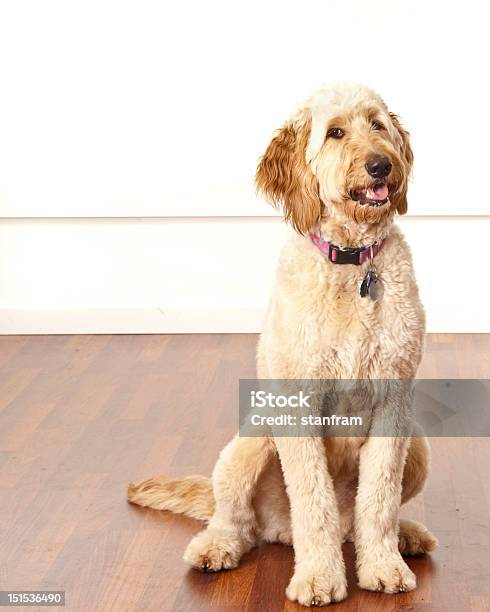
[128,82,437,607]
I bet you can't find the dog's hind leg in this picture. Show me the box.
[398,519,437,555]
[254,453,292,546]
[401,433,430,504]
[184,435,274,572]
[399,434,438,555]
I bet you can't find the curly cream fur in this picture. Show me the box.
[128,82,436,607]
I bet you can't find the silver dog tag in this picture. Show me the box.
[360,269,384,302]
[360,245,384,302]
[368,274,384,302]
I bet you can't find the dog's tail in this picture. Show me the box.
[127,475,215,521]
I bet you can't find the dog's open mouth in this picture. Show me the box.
[351,181,390,207]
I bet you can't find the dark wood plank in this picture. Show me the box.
[0,334,488,611]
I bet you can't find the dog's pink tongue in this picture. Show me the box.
[366,184,389,200]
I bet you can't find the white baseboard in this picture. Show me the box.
[0,308,265,335]
[0,306,487,335]
[1,217,489,334]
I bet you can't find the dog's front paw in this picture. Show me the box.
[183,527,245,572]
[286,565,347,607]
[357,554,416,594]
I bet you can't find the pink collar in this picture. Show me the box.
[309,231,384,265]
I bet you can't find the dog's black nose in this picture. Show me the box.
[365,155,392,179]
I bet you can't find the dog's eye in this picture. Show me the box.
[327,127,344,139]
[371,120,385,131]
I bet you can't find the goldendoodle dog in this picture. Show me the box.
[128,82,437,607]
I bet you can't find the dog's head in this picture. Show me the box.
[255,83,413,234]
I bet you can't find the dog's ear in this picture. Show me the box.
[255,118,322,234]
[389,112,414,215]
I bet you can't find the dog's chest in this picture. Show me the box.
[310,260,423,379]
[268,230,425,380]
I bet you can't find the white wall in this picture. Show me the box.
[0,1,489,334]
[1,216,488,334]
[0,0,489,217]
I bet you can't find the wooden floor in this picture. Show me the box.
[0,334,489,612]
